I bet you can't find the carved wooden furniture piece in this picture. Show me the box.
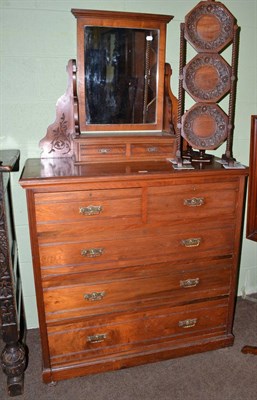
[0,150,27,396]
[241,115,257,356]
[176,0,239,164]
[19,4,247,385]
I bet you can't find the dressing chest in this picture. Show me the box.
[19,158,247,383]
[19,3,248,384]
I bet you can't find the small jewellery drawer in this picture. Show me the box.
[131,143,175,157]
[39,224,235,271]
[47,298,228,365]
[78,144,126,161]
[43,264,231,322]
[35,188,141,223]
[148,180,238,222]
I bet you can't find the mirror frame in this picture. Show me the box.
[71,9,173,133]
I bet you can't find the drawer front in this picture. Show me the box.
[47,298,228,365]
[39,224,235,272]
[37,218,143,244]
[35,188,141,223]
[43,263,231,322]
[131,143,175,157]
[79,144,126,160]
[148,180,238,222]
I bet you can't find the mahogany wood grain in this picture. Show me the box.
[47,298,228,364]
[43,264,231,322]
[38,223,235,270]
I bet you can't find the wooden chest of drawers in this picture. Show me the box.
[19,158,247,383]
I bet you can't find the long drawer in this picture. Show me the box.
[47,298,229,367]
[43,261,231,322]
[39,223,235,273]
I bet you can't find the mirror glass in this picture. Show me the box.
[84,26,159,125]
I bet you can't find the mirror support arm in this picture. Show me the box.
[163,63,178,136]
[39,59,79,159]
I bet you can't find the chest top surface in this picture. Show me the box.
[19,157,248,190]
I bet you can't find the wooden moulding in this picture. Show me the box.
[246,115,257,242]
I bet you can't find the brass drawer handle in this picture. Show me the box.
[147,146,158,153]
[179,318,198,329]
[87,333,107,343]
[79,205,103,215]
[180,278,200,288]
[98,148,111,154]
[84,291,106,301]
[184,197,205,207]
[81,248,104,257]
[181,238,201,248]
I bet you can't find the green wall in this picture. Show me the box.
[1,0,256,328]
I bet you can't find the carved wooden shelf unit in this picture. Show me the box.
[0,150,27,396]
[19,4,248,384]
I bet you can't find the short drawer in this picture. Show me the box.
[43,262,231,322]
[148,180,239,222]
[35,188,141,223]
[47,298,228,366]
[131,143,175,158]
[79,144,126,160]
[39,223,235,272]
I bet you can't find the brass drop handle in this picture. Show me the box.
[87,333,107,343]
[79,205,103,215]
[184,197,205,207]
[178,318,198,329]
[181,238,201,248]
[81,248,104,257]
[180,278,200,288]
[84,291,106,301]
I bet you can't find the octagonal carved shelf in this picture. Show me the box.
[184,0,235,53]
[181,103,228,150]
[183,53,231,102]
